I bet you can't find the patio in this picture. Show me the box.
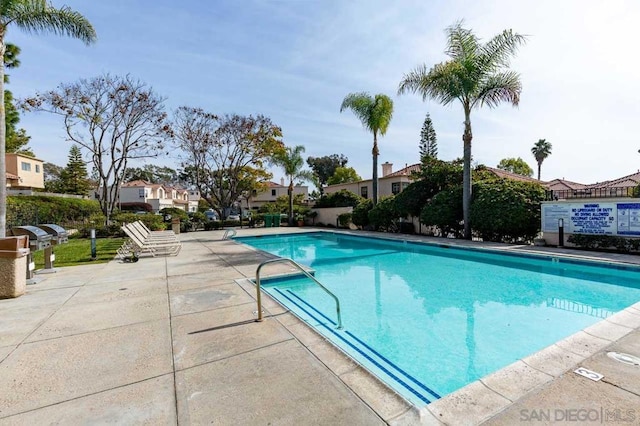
[1,228,639,425]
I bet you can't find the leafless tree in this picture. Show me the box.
[22,74,171,222]
[172,107,283,218]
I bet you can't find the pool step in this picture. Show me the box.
[270,287,441,405]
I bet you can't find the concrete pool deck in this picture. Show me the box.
[0,227,638,425]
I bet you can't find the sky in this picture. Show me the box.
[5,0,640,185]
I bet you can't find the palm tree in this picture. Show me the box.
[531,139,552,181]
[271,145,314,225]
[340,92,393,206]
[0,0,96,237]
[398,22,526,240]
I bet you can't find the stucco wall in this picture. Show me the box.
[311,207,353,226]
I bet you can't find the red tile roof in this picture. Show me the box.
[385,163,421,177]
[481,166,541,184]
[585,171,640,189]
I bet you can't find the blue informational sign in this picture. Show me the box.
[617,203,640,236]
[569,203,615,235]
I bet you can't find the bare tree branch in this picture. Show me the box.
[21,74,170,222]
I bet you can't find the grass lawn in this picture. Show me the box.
[33,237,125,268]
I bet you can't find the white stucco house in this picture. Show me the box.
[119,180,199,212]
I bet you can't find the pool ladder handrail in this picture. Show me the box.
[222,228,237,240]
[255,258,343,329]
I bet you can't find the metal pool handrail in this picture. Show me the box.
[222,228,237,240]
[255,258,343,329]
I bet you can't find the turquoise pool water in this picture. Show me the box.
[237,232,640,405]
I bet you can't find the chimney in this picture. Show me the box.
[280,177,285,186]
[381,162,393,177]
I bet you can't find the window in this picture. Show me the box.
[360,186,368,198]
[21,162,31,172]
[35,164,41,173]
[392,182,401,194]
[139,189,145,198]
[271,189,276,196]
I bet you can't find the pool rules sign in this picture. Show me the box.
[542,202,640,236]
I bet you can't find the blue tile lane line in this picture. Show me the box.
[271,287,434,404]
[284,289,441,401]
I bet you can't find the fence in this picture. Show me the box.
[546,186,637,201]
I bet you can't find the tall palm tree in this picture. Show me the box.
[0,0,96,237]
[531,139,552,181]
[271,145,314,225]
[340,92,393,206]
[398,22,526,240]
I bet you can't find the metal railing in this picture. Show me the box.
[546,186,637,200]
[255,258,343,329]
[222,228,237,240]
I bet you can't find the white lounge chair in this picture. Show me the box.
[121,225,182,257]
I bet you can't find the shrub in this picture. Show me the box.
[337,213,352,228]
[352,199,373,228]
[159,207,189,221]
[420,187,464,238]
[368,196,399,232]
[7,195,102,227]
[204,220,222,231]
[314,189,363,208]
[567,234,640,253]
[119,202,153,213]
[113,212,166,230]
[470,180,546,243]
[222,220,241,227]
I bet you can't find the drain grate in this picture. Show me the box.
[607,352,640,366]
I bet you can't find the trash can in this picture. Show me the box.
[273,215,281,227]
[171,218,181,234]
[264,214,273,228]
[0,236,30,299]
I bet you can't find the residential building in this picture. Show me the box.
[5,153,44,190]
[119,180,199,212]
[246,179,309,210]
[324,162,417,199]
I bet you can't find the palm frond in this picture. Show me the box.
[477,29,527,74]
[370,94,393,136]
[272,144,306,177]
[531,139,552,161]
[444,21,479,62]
[474,70,522,109]
[8,1,96,45]
[340,92,374,131]
[295,170,315,183]
[398,62,465,106]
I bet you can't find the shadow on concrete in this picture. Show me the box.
[188,312,288,335]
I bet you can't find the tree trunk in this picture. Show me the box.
[0,38,7,238]
[537,161,542,181]
[462,107,473,240]
[372,132,379,206]
[288,179,294,226]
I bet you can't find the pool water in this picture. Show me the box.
[237,232,640,405]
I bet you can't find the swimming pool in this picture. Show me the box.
[237,232,640,405]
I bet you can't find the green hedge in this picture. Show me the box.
[420,187,464,238]
[567,234,640,253]
[7,195,102,227]
[352,199,373,228]
[368,196,399,232]
[470,180,546,243]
